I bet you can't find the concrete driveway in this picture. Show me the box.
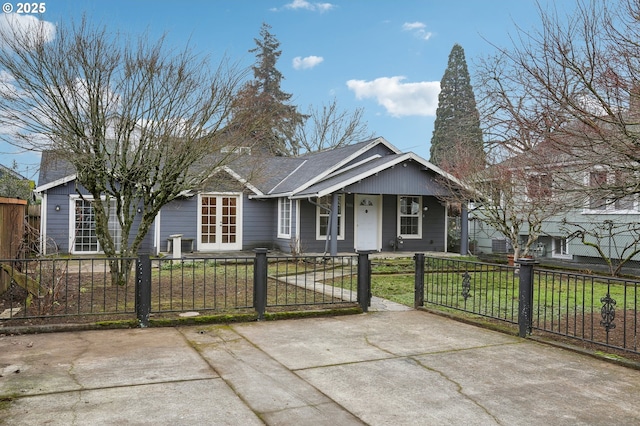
[1,310,639,425]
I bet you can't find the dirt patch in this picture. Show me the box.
[1,268,357,328]
[533,309,640,363]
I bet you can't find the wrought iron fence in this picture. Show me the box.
[263,255,359,308]
[151,256,255,313]
[532,268,639,354]
[0,252,364,326]
[416,255,640,356]
[416,255,520,324]
[0,257,137,321]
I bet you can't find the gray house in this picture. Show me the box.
[36,137,467,256]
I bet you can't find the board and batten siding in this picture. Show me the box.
[380,195,446,252]
[297,194,355,253]
[343,161,447,196]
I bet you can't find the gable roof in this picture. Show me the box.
[245,137,403,197]
[289,152,459,199]
[35,136,461,199]
[0,164,28,181]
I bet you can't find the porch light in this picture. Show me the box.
[55,205,60,211]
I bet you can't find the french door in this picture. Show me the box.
[198,194,242,251]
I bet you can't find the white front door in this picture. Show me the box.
[355,195,381,251]
[198,194,242,251]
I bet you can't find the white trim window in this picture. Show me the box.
[526,173,552,201]
[70,196,122,254]
[585,169,637,213]
[552,237,571,259]
[316,194,345,240]
[588,170,608,210]
[398,195,422,239]
[278,197,291,238]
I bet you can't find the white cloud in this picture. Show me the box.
[402,22,425,31]
[0,14,56,48]
[282,0,335,12]
[346,76,440,117]
[292,55,324,70]
[402,21,433,41]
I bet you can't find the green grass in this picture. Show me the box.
[371,274,415,306]
[364,257,639,321]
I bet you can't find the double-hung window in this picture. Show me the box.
[587,169,637,212]
[588,170,608,210]
[527,173,552,200]
[553,237,570,258]
[398,196,422,238]
[316,195,344,240]
[278,197,291,238]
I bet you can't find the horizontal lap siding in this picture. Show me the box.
[44,182,154,254]
[243,196,276,250]
[43,185,80,253]
[273,199,297,253]
[159,198,198,251]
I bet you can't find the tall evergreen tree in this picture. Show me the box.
[231,23,307,156]
[429,44,484,171]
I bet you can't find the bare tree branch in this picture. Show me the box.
[0,16,251,284]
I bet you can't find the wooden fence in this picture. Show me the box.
[0,197,27,293]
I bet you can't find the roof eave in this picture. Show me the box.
[35,174,77,193]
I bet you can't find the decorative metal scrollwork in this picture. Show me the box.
[600,293,616,332]
[461,272,471,301]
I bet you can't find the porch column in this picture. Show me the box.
[330,193,338,256]
[460,203,469,255]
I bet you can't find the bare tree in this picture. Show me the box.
[473,0,640,271]
[0,16,251,284]
[560,219,640,276]
[438,139,568,260]
[479,0,640,198]
[295,98,373,154]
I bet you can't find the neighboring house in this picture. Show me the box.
[470,139,640,265]
[0,163,32,200]
[35,137,468,256]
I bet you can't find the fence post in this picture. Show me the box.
[136,254,151,328]
[254,248,268,320]
[517,258,537,338]
[357,252,371,312]
[414,253,425,308]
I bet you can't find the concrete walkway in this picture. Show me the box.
[277,269,411,312]
[1,309,640,425]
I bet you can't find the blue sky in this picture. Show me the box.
[0,0,557,179]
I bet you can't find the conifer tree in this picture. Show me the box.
[430,44,484,171]
[232,23,307,155]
